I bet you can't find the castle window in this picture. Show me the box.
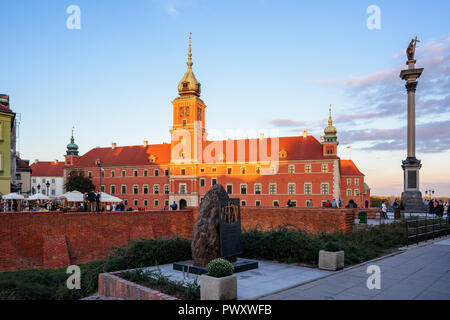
[122,170,126,177]
[347,178,351,185]
[110,185,116,194]
[133,185,139,194]
[111,170,115,178]
[241,167,246,174]
[154,199,159,207]
[269,183,277,195]
[226,184,233,194]
[134,170,138,177]
[254,183,262,195]
[322,164,329,173]
[241,200,246,206]
[306,199,313,207]
[164,184,170,194]
[288,183,296,195]
[212,178,217,186]
[200,168,205,173]
[255,200,261,207]
[305,164,311,173]
[240,184,247,195]
[291,200,297,207]
[143,184,149,194]
[121,185,127,194]
[144,199,148,206]
[134,199,138,206]
[355,178,359,186]
[100,185,105,192]
[200,178,205,187]
[227,167,232,174]
[289,165,295,174]
[124,199,128,206]
[347,189,352,196]
[212,167,217,173]
[179,184,186,194]
[182,120,187,126]
[321,183,329,195]
[165,169,169,176]
[143,169,148,177]
[181,168,186,175]
[354,189,360,196]
[88,171,92,178]
[273,200,279,207]
[153,184,159,194]
[255,166,261,174]
[304,183,312,195]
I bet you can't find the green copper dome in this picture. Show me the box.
[66,132,79,156]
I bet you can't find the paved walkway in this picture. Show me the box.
[260,237,450,300]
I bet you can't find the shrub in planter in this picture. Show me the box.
[206,259,234,278]
[201,259,237,300]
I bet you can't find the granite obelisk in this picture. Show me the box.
[399,37,426,212]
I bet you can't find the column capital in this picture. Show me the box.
[405,81,418,92]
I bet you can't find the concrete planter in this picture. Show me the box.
[200,274,237,300]
[318,250,344,271]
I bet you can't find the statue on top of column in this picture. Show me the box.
[406,36,420,60]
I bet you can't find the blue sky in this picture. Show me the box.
[1,0,449,196]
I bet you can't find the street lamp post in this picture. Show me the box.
[96,159,102,192]
[424,189,435,200]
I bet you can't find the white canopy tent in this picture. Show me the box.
[2,193,25,200]
[27,193,50,201]
[58,191,84,202]
[99,192,122,203]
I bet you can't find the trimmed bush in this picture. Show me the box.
[206,258,234,278]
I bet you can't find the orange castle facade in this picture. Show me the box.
[62,37,369,210]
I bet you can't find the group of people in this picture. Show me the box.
[424,198,448,218]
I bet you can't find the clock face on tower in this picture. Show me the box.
[180,106,189,117]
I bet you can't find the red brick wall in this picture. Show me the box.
[0,207,355,272]
[240,207,356,234]
[0,210,194,272]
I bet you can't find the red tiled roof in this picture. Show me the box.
[340,160,364,176]
[73,143,172,168]
[0,103,13,114]
[30,161,65,177]
[71,135,336,168]
[204,136,337,162]
[16,157,30,169]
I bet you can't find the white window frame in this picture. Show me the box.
[304,183,312,195]
[288,183,296,195]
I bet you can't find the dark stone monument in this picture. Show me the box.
[173,184,258,275]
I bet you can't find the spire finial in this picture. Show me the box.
[328,104,333,126]
[71,126,75,143]
[187,32,193,69]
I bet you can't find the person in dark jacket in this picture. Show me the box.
[95,192,101,212]
[346,199,358,208]
[435,200,444,217]
[429,199,435,215]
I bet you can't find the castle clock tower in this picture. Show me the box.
[170,34,206,164]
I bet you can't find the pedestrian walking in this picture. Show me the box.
[381,201,388,219]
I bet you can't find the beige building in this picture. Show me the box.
[16,157,32,197]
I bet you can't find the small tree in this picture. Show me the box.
[65,171,95,193]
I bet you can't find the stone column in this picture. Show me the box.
[400,60,425,212]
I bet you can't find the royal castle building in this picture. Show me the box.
[62,37,370,210]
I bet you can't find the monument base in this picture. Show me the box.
[173,258,258,275]
[401,190,428,213]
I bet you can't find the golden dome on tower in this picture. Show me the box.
[324,105,337,136]
[178,33,201,97]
